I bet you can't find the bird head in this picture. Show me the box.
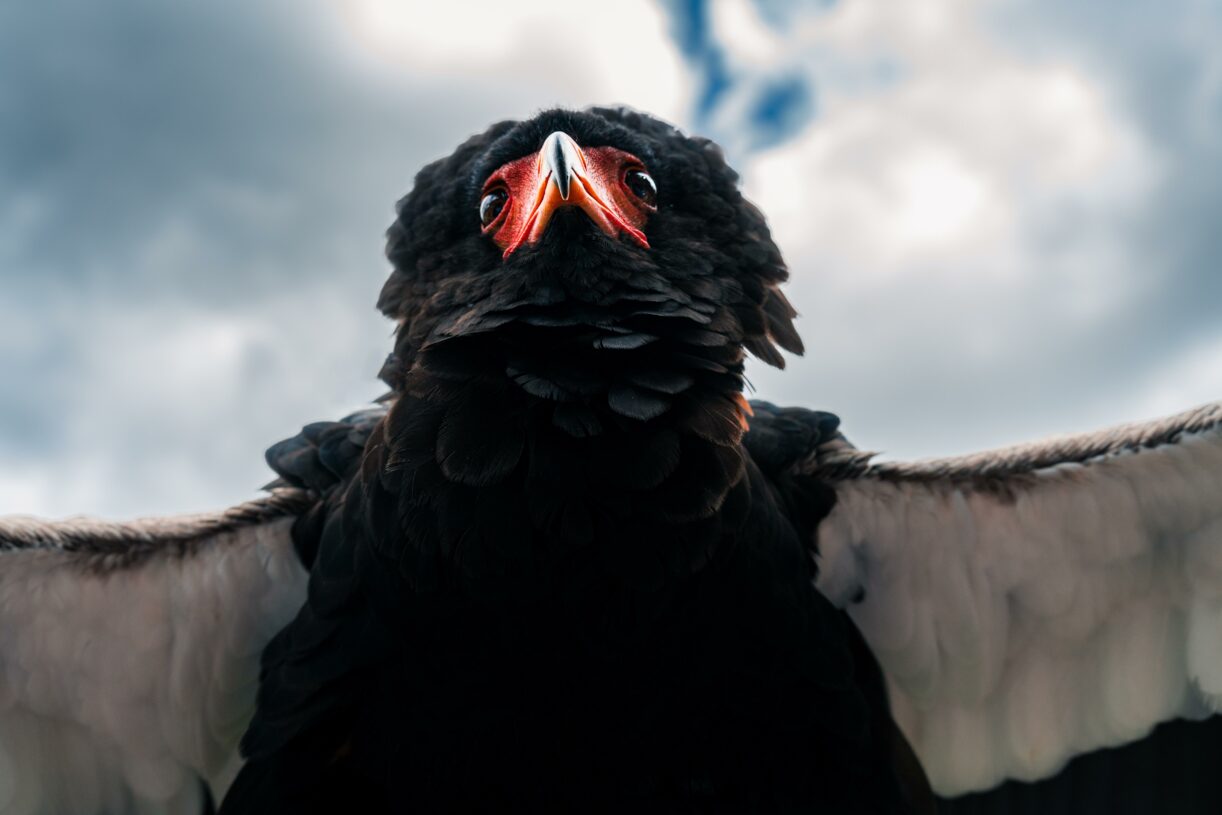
[377,107,803,437]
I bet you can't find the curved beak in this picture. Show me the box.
[542,131,582,200]
[500,131,649,258]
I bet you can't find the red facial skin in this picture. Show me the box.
[480,145,654,259]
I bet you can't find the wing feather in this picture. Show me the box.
[0,491,311,815]
[811,403,1222,796]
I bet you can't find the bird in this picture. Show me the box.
[0,105,1219,814]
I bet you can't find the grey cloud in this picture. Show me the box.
[2,0,1219,516]
[0,0,524,515]
[736,1,1222,462]
[992,1,1222,335]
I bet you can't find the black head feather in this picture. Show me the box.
[378,106,801,396]
[367,106,811,551]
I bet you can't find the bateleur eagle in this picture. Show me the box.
[1,107,1220,814]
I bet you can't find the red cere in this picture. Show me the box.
[481,142,654,259]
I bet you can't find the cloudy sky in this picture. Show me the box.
[2,0,1220,518]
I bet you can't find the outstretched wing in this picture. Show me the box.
[0,408,382,815]
[806,402,1222,799]
[0,492,311,815]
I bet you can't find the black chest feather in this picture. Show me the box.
[227,369,908,814]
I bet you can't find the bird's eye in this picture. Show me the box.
[624,169,657,208]
[479,188,508,227]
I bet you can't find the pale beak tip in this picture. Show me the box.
[542,131,581,201]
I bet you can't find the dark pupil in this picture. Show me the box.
[626,170,657,205]
[480,190,507,226]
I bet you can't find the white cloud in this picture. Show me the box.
[711,0,782,67]
[334,0,688,121]
[748,3,1158,277]
[736,0,1203,460]
[3,285,387,519]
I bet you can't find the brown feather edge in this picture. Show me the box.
[0,488,314,570]
[802,401,1222,485]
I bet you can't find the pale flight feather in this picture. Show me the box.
[0,491,310,815]
[814,402,1222,796]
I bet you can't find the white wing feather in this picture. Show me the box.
[0,494,310,815]
[814,403,1222,797]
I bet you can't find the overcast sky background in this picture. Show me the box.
[2,0,1220,518]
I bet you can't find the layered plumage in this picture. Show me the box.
[0,107,1218,814]
[222,107,921,813]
